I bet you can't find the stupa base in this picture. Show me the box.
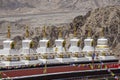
[56,58,74,63]
[2,61,25,66]
[99,56,117,60]
[71,57,89,62]
[39,59,59,64]
[21,60,41,65]
[0,62,5,67]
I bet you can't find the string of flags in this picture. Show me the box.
[99,60,119,80]
[69,54,119,80]
[70,63,119,80]
[107,68,119,80]
[94,54,119,80]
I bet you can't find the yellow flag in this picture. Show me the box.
[90,64,93,69]
[105,65,108,69]
[81,64,85,67]
[98,64,101,69]
[55,47,58,52]
[111,72,115,76]
[43,68,47,74]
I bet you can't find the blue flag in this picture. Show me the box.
[92,53,95,60]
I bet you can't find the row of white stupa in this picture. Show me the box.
[0,26,116,67]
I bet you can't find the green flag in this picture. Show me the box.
[0,72,2,80]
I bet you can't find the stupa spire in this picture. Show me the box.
[87,28,91,37]
[58,27,62,38]
[100,28,104,38]
[74,26,77,37]
[7,26,11,39]
[25,26,29,38]
[43,26,46,39]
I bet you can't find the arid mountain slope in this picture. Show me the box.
[0,0,120,16]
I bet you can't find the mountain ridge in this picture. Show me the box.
[0,0,120,16]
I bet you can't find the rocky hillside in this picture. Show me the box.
[72,5,120,56]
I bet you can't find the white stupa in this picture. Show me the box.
[82,29,94,52]
[96,28,109,52]
[54,27,74,63]
[0,55,5,67]
[68,27,81,53]
[96,28,116,60]
[20,26,40,65]
[37,26,59,64]
[36,26,52,54]
[53,28,66,53]
[0,26,24,67]
[82,28,95,61]
[69,27,89,62]
[68,38,81,53]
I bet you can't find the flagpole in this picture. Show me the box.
[43,61,47,74]
[92,39,96,69]
[92,46,95,69]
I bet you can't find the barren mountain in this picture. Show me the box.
[0,0,120,16]
[0,0,119,27]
